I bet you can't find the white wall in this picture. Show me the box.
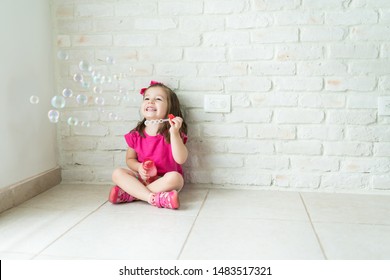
[53,0,390,192]
[0,0,58,188]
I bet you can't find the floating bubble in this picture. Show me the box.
[90,70,99,78]
[62,88,73,98]
[81,80,90,89]
[29,95,40,104]
[67,117,79,126]
[122,94,131,102]
[76,94,88,105]
[73,73,83,83]
[110,113,121,121]
[94,96,105,106]
[51,95,66,109]
[57,50,69,60]
[108,112,118,120]
[105,56,115,65]
[118,86,127,94]
[93,86,103,94]
[48,110,60,123]
[92,76,103,84]
[104,75,112,84]
[80,121,90,127]
[79,60,92,72]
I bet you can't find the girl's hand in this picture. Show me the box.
[138,164,148,181]
[169,116,183,135]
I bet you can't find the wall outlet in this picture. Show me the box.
[378,96,390,116]
[204,94,231,113]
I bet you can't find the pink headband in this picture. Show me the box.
[140,80,163,95]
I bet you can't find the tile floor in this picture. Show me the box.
[1,183,390,260]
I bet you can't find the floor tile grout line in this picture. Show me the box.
[176,189,210,260]
[299,193,328,260]
[31,201,110,259]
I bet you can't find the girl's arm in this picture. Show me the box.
[169,117,188,164]
[126,148,142,172]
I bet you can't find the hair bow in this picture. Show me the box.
[140,80,163,95]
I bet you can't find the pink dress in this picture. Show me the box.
[124,130,188,176]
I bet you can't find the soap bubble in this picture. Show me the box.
[81,80,90,89]
[29,95,40,104]
[93,86,103,94]
[122,94,131,102]
[73,73,83,83]
[94,96,105,106]
[57,50,69,60]
[76,94,88,105]
[48,110,60,123]
[79,60,92,72]
[51,95,66,109]
[80,121,90,127]
[118,86,127,94]
[108,112,118,120]
[91,70,101,78]
[92,75,103,84]
[105,56,115,65]
[104,75,112,84]
[62,88,73,98]
[67,117,79,126]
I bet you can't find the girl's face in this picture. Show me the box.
[142,86,168,120]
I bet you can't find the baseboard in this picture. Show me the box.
[0,167,62,214]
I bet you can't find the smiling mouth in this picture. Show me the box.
[145,107,157,112]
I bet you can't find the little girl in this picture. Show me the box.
[109,81,188,209]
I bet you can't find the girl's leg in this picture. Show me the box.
[111,168,151,202]
[111,169,182,209]
[146,171,184,193]
[144,172,183,209]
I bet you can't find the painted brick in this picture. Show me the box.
[276,109,324,124]
[248,125,296,140]
[290,157,339,172]
[324,142,373,156]
[328,43,379,59]
[276,141,322,155]
[327,110,377,125]
[321,173,370,189]
[229,45,274,60]
[300,26,346,42]
[225,77,272,92]
[297,125,344,141]
[251,27,299,43]
[274,174,320,189]
[159,1,203,15]
[205,0,248,14]
[252,0,300,11]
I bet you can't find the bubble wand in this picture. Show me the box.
[145,114,175,126]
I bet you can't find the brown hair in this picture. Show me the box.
[132,83,187,143]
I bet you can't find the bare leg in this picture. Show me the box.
[146,171,184,193]
[112,168,151,202]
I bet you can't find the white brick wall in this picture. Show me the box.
[53,0,390,192]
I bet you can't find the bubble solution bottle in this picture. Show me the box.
[142,159,158,185]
